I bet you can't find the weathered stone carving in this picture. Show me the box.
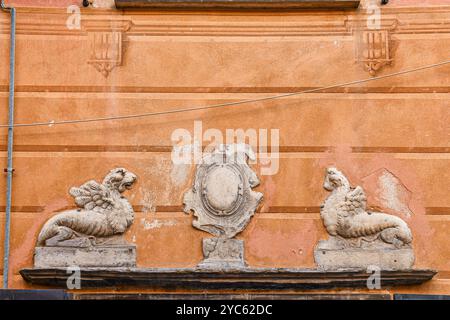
[38,168,137,247]
[346,18,397,76]
[84,20,132,77]
[88,31,124,77]
[315,167,414,270]
[34,168,137,268]
[356,29,392,76]
[199,238,245,269]
[184,144,263,268]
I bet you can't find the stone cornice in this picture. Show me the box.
[20,267,437,289]
[1,7,450,36]
[2,4,450,14]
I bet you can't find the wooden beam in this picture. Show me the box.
[114,0,361,10]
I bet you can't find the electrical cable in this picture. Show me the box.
[1,59,449,129]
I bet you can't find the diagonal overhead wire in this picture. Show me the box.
[1,59,450,129]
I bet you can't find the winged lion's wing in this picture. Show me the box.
[69,180,114,213]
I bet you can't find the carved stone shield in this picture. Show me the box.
[183,144,263,239]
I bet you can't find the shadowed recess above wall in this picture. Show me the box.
[114,0,361,10]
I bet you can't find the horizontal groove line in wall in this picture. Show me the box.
[1,86,450,94]
[1,206,450,215]
[1,146,450,154]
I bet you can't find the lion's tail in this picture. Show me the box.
[36,215,64,246]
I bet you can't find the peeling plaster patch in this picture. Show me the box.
[92,0,115,8]
[377,170,413,217]
[334,40,342,47]
[139,188,157,214]
[170,143,198,187]
[362,168,413,218]
[170,163,190,186]
[141,218,177,230]
[144,157,176,204]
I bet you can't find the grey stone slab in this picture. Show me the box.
[314,247,415,271]
[74,293,391,300]
[34,245,136,268]
[198,238,246,269]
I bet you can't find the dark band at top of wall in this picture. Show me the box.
[114,0,361,10]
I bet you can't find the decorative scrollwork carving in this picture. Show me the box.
[184,144,263,239]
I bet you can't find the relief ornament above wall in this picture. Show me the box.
[34,168,138,268]
[315,167,415,270]
[183,144,263,269]
[23,164,436,289]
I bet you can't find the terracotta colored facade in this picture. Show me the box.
[1,0,450,298]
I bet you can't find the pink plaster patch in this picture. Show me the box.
[258,174,276,213]
[362,168,413,217]
[8,198,70,279]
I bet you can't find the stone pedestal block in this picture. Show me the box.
[314,245,415,271]
[34,245,136,268]
[198,238,245,269]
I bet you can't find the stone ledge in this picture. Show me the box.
[114,0,361,10]
[74,293,392,300]
[34,245,137,268]
[314,247,415,271]
[20,267,436,290]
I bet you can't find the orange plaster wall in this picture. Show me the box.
[6,0,81,7]
[0,2,450,297]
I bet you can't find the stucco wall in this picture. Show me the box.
[1,1,450,297]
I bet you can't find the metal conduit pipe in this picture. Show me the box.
[1,0,16,289]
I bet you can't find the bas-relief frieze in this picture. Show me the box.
[34,168,137,268]
[315,167,415,270]
[183,144,263,268]
[84,20,131,77]
[26,159,433,291]
[32,164,418,271]
[346,18,397,76]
